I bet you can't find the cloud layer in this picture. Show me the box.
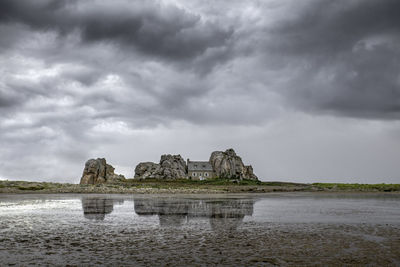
[0,0,399,182]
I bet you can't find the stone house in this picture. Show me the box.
[187,159,215,180]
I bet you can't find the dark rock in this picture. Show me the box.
[80,158,125,184]
[209,149,258,180]
[134,162,161,179]
[134,154,187,179]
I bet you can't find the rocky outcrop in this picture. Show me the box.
[134,162,161,179]
[209,148,258,180]
[134,149,258,180]
[159,154,188,179]
[80,158,126,184]
[243,165,258,180]
[134,154,188,179]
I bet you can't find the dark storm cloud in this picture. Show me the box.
[0,0,233,61]
[265,0,400,119]
[1,0,400,182]
[0,0,398,124]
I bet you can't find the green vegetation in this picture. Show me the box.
[0,180,75,192]
[126,178,265,186]
[0,179,399,194]
[312,183,400,192]
[17,185,46,191]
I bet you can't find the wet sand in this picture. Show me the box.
[0,193,399,266]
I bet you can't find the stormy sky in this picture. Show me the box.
[0,0,399,183]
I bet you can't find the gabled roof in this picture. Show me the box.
[188,161,213,171]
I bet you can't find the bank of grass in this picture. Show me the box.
[126,178,265,186]
[0,179,399,194]
[312,183,400,192]
[0,180,72,191]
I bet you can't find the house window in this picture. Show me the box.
[192,172,196,177]
[204,173,209,177]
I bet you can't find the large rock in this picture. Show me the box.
[80,158,126,184]
[134,162,161,179]
[134,154,188,179]
[209,149,258,180]
[158,154,188,179]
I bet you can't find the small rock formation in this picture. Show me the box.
[134,154,188,179]
[80,158,126,184]
[209,148,258,180]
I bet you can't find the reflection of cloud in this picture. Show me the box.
[81,197,123,220]
[134,198,255,230]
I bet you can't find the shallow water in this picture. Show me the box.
[1,193,399,266]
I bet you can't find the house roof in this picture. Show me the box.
[187,161,213,171]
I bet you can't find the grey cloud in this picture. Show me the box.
[262,0,400,119]
[271,0,400,55]
[0,0,233,61]
[0,90,21,108]
[0,0,399,183]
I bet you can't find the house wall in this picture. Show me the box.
[188,171,215,180]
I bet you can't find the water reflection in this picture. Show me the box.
[81,197,123,220]
[80,196,256,229]
[134,198,255,230]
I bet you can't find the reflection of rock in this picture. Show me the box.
[81,197,123,220]
[135,199,190,227]
[134,154,188,179]
[80,158,126,184]
[134,198,254,230]
[209,200,251,231]
[210,149,258,180]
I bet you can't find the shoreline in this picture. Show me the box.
[1,180,399,194]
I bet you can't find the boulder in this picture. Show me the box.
[134,154,188,179]
[209,148,258,180]
[134,162,161,179]
[158,154,187,179]
[80,158,125,184]
[244,165,258,180]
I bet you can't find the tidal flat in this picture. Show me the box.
[0,193,399,266]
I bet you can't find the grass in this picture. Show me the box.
[125,178,306,187]
[0,179,399,193]
[17,185,46,191]
[127,178,264,185]
[312,183,400,192]
[0,180,73,192]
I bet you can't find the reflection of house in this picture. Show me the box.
[187,159,215,180]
